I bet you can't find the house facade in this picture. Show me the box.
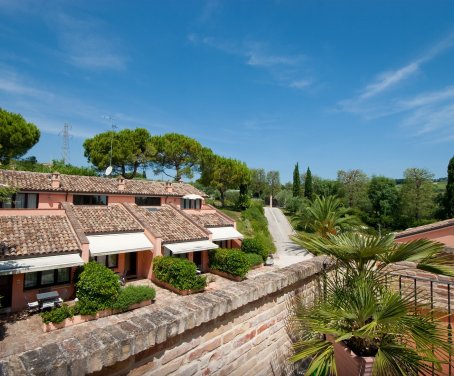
[0,170,243,313]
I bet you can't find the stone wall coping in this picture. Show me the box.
[0,257,326,376]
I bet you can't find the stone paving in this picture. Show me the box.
[0,266,278,360]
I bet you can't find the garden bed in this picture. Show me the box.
[42,299,153,332]
[151,277,205,295]
[208,268,245,282]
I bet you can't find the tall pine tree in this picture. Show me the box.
[445,156,454,218]
[304,167,313,200]
[292,162,301,197]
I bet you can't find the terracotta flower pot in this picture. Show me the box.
[328,335,375,376]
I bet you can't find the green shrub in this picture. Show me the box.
[112,285,156,311]
[209,248,250,278]
[153,256,207,291]
[41,304,74,324]
[73,300,99,316]
[241,237,268,261]
[76,261,121,310]
[244,252,263,267]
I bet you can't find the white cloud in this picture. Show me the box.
[289,79,311,89]
[52,12,127,71]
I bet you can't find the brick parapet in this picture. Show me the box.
[0,257,326,376]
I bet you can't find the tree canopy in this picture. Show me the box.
[152,133,203,181]
[0,108,40,164]
[367,176,399,230]
[266,171,281,198]
[83,128,154,179]
[304,167,313,200]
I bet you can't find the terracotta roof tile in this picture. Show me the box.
[395,218,454,238]
[0,216,81,259]
[69,204,143,234]
[0,169,207,197]
[187,210,234,228]
[124,204,209,243]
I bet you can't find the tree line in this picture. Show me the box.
[271,159,454,233]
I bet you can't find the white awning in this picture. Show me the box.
[88,232,153,256]
[209,226,244,241]
[164,240,218,255]
[0,253,84,276]
[182,194,203,200]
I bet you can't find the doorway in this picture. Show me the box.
[0,275,12,309]
[124,252,137,278]
[193,251,202,270]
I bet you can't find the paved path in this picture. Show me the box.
[264,206,313,268]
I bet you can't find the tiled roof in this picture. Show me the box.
[124,204,209,243]
[395,218,454,238]
[0,169,207,197]
[187,210,234,228]
[68,204,143,234]
[0,216,81,259]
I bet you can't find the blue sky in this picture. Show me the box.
[1,1,453,182]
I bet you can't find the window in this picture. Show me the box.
[0,193,38,209]
[23,268,71,290]
[73,195,108,205]
[94,254,118,268]
[135,196,161,206]
[181,198,201,209]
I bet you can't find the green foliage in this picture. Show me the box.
[249,168,266,198]
[337,169,369,208]
[41,304,74,324]
[312,176,339,197]
[0,108,40,163]
[241,237,268,261]
[304,167,313,201]
[292,162,301,197]
[3,158,97,176]
[76,262,121,309]
[152,133,204,181]
[84,128,154,178]
[445,156,454,218]
[209,248,250,278]
[73,300,100,316]
[400,168,435,226]
[0,185,16,203]
[292,195,361,240]
[236,183,251,210]
[111,285,156,311]
[199,154,250,207]
[152,256,207,291]
[366,176,400,230]
[244,252,263,267]
[266,170,280,198]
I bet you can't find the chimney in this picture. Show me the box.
[117,176,126,191]
[51,172,61,188]
[165,181,173,193]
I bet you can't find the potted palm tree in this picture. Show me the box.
[288,231,454,375]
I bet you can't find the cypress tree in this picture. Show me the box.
[304,167,313,200]
[445,156,454,218]
[292,162,301,197]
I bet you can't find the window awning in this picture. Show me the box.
[164,240,218,255]
[87,232,153,257]
[0,253,84,276]
[182,194,203,200]
[209,226,244,241]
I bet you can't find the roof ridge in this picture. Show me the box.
[396,217,454,238]
[61,202,89,245]
[121,203,162,239]
[168,203,212,237]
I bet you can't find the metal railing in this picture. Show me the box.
[386,273,453,376]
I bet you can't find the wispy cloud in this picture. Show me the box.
[188,34,310,89]
[337,34,454,143]
[0,64,54,99]
[52,12,127,70]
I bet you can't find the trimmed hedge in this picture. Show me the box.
[41,304,74,324]
[209,248,250,278]
[111,285,156,311]
[152,256,207,291]
[76,261,120,310]
[244,252,263,267]
[241,237,268,261]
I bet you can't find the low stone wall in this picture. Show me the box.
[0,257,326,376]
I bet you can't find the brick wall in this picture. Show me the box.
[0,257,326,376]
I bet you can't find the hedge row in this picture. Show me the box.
[241,237,268,261]
[244,252,263,267]
[152,256,207,291]
[209,248,250,278]
[41,262,156,323]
